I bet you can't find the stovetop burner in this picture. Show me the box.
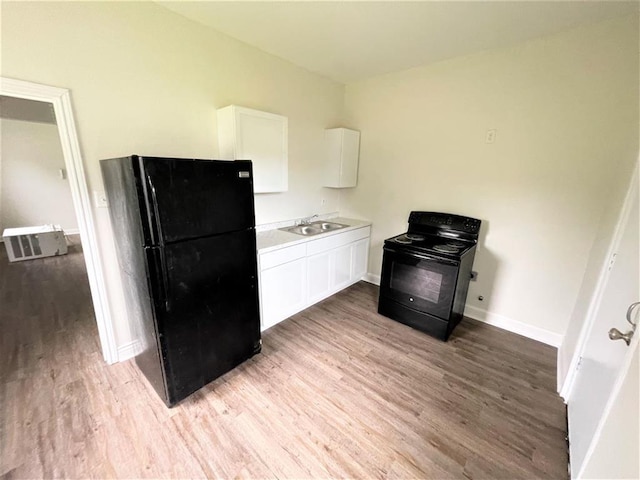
[446,241,466,248]
[393,235,413,244]
[433,244,460,254]
[405,233,425,241]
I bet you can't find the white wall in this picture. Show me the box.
[341,14,639,342]
[0,118,78,233]
[1,1,345,353]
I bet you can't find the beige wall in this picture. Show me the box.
[0,118,78,233]
[341,15,639,339]
[1,1,345,351]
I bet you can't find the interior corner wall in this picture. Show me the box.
[0,1,345,353]
[0,118,78,233]
[340,14,639,341]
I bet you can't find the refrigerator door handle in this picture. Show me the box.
[159,249,171,311]
[146,174,166,246]
[148,247,171,312]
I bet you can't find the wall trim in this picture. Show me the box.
[0,77,118,364]
[464,304,563,347]
[363,272,381,285]
[117,339,142,362]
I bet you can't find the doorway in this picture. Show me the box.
[0,77,116,363]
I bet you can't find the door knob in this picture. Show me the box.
[608,327,634,346]
[609,301,640,346]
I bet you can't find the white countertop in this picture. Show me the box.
[256,217,371,254]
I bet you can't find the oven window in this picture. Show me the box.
[390,263,443,304]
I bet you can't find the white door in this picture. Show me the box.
[567,166,639,478]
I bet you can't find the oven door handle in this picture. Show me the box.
[384,246,459,266]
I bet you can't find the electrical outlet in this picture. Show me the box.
[485,129,496,144]
[94,191,108,208]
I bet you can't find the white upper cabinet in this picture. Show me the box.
[217,105,288,193]
[324,127,360,188]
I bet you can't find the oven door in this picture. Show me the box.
[380,246,459,320]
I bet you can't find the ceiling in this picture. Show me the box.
[158,1,638,84]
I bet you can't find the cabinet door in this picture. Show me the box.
[340,129,360,187]
[218,106,288,193]
[351,238,369,281]
[235,109,288,193]
[333,244,352,291]
[307,250,332,304]
[323,128,360,188]
[260,258,306,330]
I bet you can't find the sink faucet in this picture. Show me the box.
[297,214,319,226]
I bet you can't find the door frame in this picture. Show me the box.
[0,77,117,364]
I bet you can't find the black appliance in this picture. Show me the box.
[101,155,261,407]
[378,211,481,341]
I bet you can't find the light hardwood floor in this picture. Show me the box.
[0,238,568,479]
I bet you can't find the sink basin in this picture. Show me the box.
[283,225,323,236]
[279,221,349,236]
[310,221,349,231]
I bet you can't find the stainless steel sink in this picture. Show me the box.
[283,225,323,236]
[311,221,349,231]
[279,221,348,236]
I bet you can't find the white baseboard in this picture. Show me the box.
[464,304,563,347]
[117,339,142,362]
[363,273,381,285]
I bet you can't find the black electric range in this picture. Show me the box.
[378,211,481,341]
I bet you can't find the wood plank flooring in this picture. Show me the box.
[0,238,568,479]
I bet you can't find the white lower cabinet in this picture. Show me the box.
[352,238,369,280]
[333,244,353,291]
[258,226,370,331]
[260,257,307,330]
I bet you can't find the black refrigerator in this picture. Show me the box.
[101,155,261,407]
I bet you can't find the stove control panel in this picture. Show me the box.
[408,211,481,236]
[462,217,481,233]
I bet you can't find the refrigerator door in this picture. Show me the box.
[138,156,256,245]
[148,229,261,406]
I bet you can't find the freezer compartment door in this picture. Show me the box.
[140,157,256,244]
[149,229,261,405]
